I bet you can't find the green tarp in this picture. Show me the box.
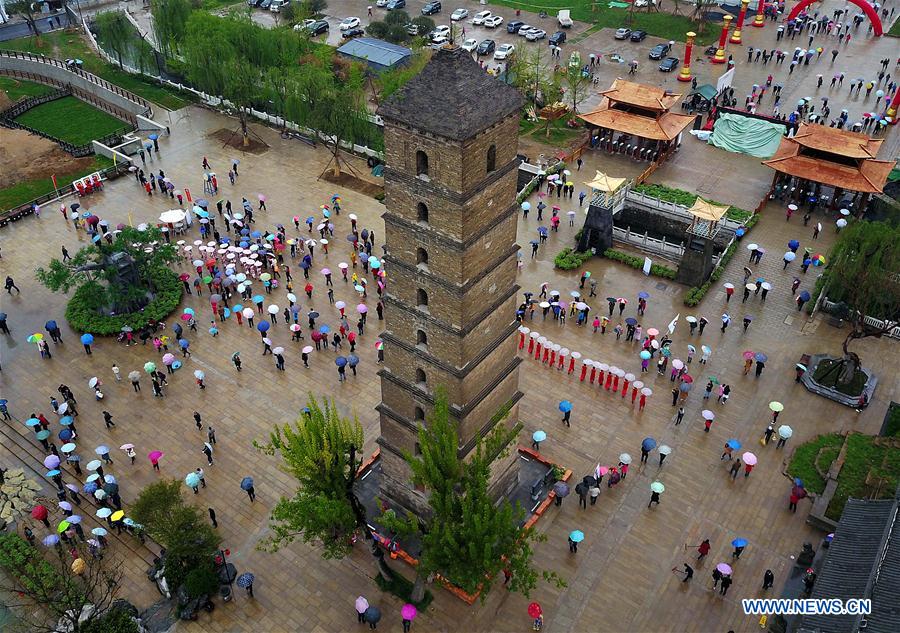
[708,112,786,159]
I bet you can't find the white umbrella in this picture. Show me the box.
[778,425,793,439]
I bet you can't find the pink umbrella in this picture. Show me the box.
[355,596,369,614]
[701,410,715,421]
[162,353,175,365]
[258,194,266,202]
[401,604,417,621]
[321,268,331,275]
[672,359,684,370]
[357,304,368,314]
[716,562,733,575]
[597,465,609,476]
[742,452,758,466]
[647,328,659,337]
[302,346,313,354]
[180,313,191,321]
[148,450,163,462]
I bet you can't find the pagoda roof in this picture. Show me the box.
[377,47,523,141]
[763,131,895,193]
[578,106,695,141]
[584,171,627,193]
[688,199,729,222]
[598,79,682,111]
[790,123,884,159]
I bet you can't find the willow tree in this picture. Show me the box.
[150,0,194,58]
[816,221,900,385]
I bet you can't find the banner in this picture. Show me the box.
[643,257,652,276]
[716,67,735,94]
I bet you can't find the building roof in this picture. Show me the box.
[790,123,884,159]
[688,198,729,221]
[798,496,900,633]
[584,171,626,193]
[377,46,523,141]
[763,137,895,193]
[337,38,411,69]
[578,106,695,141]
[599,79,682,111]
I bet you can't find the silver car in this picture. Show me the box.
[525,28,546,41]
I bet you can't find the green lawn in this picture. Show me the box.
[520,115,584,147]
[488,2,711,42]
[786,433,844,495]
[15,96,128,145]
[0,76,56,102]
[828,433,900,520]
[888,17,900,37]
[0,155,113,212]
[2,31,194,111]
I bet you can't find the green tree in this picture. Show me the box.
[381,391,564,602]
[300,0,327,17]
[508,45,559,109]
[560,64,591,114]
[0,532,125,633]
[257,395,395,578]
[411,16,435,37]
[150,0,194,57]
[7,1,43,42]
[375,50,429,103]
[384,9,410,26]
[95,11,132,69]
[815,220,900,384]
[131,480,221,590]
[366,20,390,39]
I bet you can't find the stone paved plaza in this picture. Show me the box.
[2,54,899,633]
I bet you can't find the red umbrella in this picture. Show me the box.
[528,602,542,618]
[681,374,694,383]
[179,273,191,281]
[86,215,99,225]
[742,350,755,360]
[31,505,48,520]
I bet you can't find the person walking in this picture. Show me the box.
[675,407,685,425]
[207,426,217,445]
[202,442,214,466]
[568,535,578,553]
[194,411,203,431]
[763,569,775,589]
[681,564,694,583]
[730,459,742,480]
[732,545,745,560]
[102,411,115,429]
[720,575,733,596]
[648,491,661,508]
[697,539,711,560]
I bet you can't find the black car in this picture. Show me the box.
[658,57,679,72]
[476,39,495,56]
[246,0,264,6]
[548,30,566,46]
[507,20,525,33]
[649,43,672,60]
[309,20,329,36]
[343,28,365,39]
[422,1,441,15]
[386,0,406,9]
[630,30,647,42]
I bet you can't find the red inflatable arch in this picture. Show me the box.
[787,0,883,36]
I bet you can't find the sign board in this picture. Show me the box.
[716,67,735,94]
[643,257,652,276]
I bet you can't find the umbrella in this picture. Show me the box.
[569,530,584,543]
[658,444,672,456]
[558,400,572,413]
[702,410,715,421]
[732,538,748,547]
[784,252,796,262]
[532,430,547,443]
[769,401,784,412]
[650,481,665,493]
[96,508,112,518]
[641,387,653,396]
[83,482,98,494]
[746,243,759,251]
[236,572,255,588]
[335,356,348,367]
[364,607,381,625]
[778,425,793,439]
[60,415,74,426]
[355,596,369,614]
[638,291,650,299]
[67,515,82,524]
[308,311,320,319]
[716,563,733,575]
[619,453,632,465]
[80,333,94,345]
[44,455,61,469]
[86,459,102,471]
[726,439,741,450]
[754,352,768,362]
[625,317,638,326]
[43,534,60,546]
[95,445,109,455]
[185,472,201,488]
[94,490,106,500]
[642,437,657,451]
[640,350,651,360]
[31,505,49,520]
[61,443,77,453]
[148,450,163,462]
[58,429,73,441]
[25,417,41,427]
[528,603,543,618]
[320,324,331,334]
[799,290,811,301]
[92,527,108,536]
[401,603,417,621]
[86,474,100,483]
[144,361,157,374]
[742,350,755,360]
[128,370,140,382]
[742,452,758,466]
[553,481,570,497]
[241,476,254,491]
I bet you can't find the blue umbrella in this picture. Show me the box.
[67,515,82,524]
[80,333,94,345]
[59,429,73,441]
[794,477,804,487]
[257,320,270,333]
[45,320,58,330]
[538,227,548,236]
[638,291,650,299]
[95,445,109,455]
[43,534,60,546]
[240,476,254,491]
[36,430,51,440]
[143,141,153,149]
[569,530,584,543]
[103,474,116,484]
[754,352,768,362]
[732,538,748,548]
[532,430,547,443]
[348,354,359,367]
[179,338,189,349]
[196,210,210,218]
[253,295,264,304]
[788,239,800,249]
[625,317,638,326]
[148,133,159,140]
[185,472,201,488]
[735,228,745,237]
[799,290,811,301]
[46,469,61,477]
[236,572,255,588]
[306,216,315,224]
[529,239,539,246]
[196,199,208,207]
[240,228,250,236]
[319,324,330,334]
[726,439,742,450]
[559,400,572,413]
[83,482,98,494]
[335,356,348,367]
[25,417,41,427]
[60,416,74,426]
[251,231,262,238]
[641,437,657,451]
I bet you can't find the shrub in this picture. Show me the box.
[602,249,677,279]
[65,267,182,335]
[81,607,141,633]
[183,563,219,599]
[632,183,752,222]
[554,248,593,270]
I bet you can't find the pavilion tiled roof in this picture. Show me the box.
[763,137,894,193]
[578,106,695,141]
[790,123,884,159]
[377,47,523,141]
[598,79,682,111]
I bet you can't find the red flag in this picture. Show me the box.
[52,174,58,190]
[185,188,192,203]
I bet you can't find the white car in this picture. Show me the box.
[494,43,515,60]
[634,0,656,6]
[484,15,503,28]
[376,0,389,6]
[451,8,468,21]
[472,10,492,25]
[430,34,449,47]
[525,28,546,41]
[293,18,316,31]
[460,37,478,52]
[432,24,450,38]
[340,17,361,30]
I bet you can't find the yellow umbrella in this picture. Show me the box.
[769,401,784,412]
[110,510,125,522]
[72,558,86,575]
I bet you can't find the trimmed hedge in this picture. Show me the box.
[554,247,593,270]
[65,267,183,335]
[603,248,677,279]
[632,183,753,223]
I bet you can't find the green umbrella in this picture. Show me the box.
[708,375,719,385]
[650,481,665,493]
[36,430,51,440]
[57,521,70,533]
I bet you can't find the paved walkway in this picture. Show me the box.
[0,100,897,633]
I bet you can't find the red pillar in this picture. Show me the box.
[752,0,765,27]
[887,88,900,123]
[678,32,696,82]
[731,0,750,43]
[712,15,733,64]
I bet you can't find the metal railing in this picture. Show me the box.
[613,226,686,260]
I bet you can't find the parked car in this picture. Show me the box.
[294,18,316,31]
[476,39,495,55]
[614,27,631,40]
[557,9,573,27]
[342,28,365,39]
[630,30,647,42]
[386,0,406,9]
[484,15,503,28]
[517,25,535,38]
[259,0,272,8]
[340,17,361,30]
[472,10,492,25]
[649,42,672,59]
[450,8,468,21]
[407,22,424,36]
[548,30,566,46]
[635,0,656,6]
[422,1,441,15]
[308,20,329,36]
[376,0,389,5]
[461,37,478,52]
[431,34,449,47]
[269,0,290,12]
[507,20,525,33]
[494,43,515,60]
[526,28,546,41]
[247,0,264,6]
[432,24,450,38]
[658,56,679,72]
